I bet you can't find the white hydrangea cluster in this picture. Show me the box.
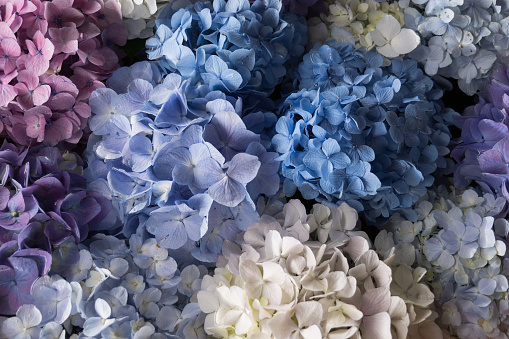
[195,201,437,338]
[115,0,196,39]
[379,186,509,338]
[308,0,420,57]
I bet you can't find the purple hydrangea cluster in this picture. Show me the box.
[452,66,509,215]
[0,0,127,146]
[0,141,117,315]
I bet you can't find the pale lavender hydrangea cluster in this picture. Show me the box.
[404,0,509,94]
[379,185,509,338]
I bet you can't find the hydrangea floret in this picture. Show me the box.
[0,0,128,146]
[144,0,307,97]
[273,40,458,225]
[86,61,281,261]
[308,0,421,59]
[0,141,117,315]
[195,200,438,338]
[378,185,509,338]
[452,65,509,212]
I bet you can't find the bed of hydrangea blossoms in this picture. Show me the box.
[2,0,509,338]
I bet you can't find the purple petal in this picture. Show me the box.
[8,256,38,294]
[12,249,52,276]
[18,221,51,252]
[7,192,25,213]
[0,187,9,210]
[0,265,15,296]
[479,149,508,174]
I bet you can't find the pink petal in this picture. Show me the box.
[14,83,34,109]
[41,38,54,59]
[25,114,45,141]
[32,31,45,51]
[47,92,75,111]
[78,23,100,40]
[25,39,37,56]
[44,2,61,26]
[72,102,91,118]
[73,0,102,14]
[62,8,85,26]
[1,38,20,57]
[25,54,49,76]
[32,85,51,106]
[0,22,16,40]
[0,84,17,107]
[44,117,72,146]
[17,70,38,89]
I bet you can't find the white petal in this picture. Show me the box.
[197,291,219,314]
[376,15,401,41]
[268,314,297,339]
[301,325,322,339]
[261,262,286,285]
[1,317,25,337]
[362,313,392,339]
[362,288,391,315]
[390,29,420,55]
[94,298,111,319]
[264,230,282,258]
[296,301,323,327]
[239,260,263,284]
[17,304,42,329]
[234,312,252,335]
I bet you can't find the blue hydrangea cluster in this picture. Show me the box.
[0,233,208,338]
[85,61,281,262]
[379,186,509,338]
[405,0,509,94]
[145,0,307,97]
[0,141,117,315]
[273,41,458,224]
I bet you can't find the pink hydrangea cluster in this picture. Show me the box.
[0,0,127,146]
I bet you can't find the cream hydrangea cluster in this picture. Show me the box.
[308,0,420,57]
[378,186,509,338]
[115,0,195,39]
[194,201,438,338]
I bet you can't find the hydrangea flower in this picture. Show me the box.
[273,40,458,225]
[144,0,307,97]
[195,201,437,338]
[402,0,509,94]
[115,0,171,39]
[86,61,280,257]
[0,233,207,338]
[452,65,509,212]
[308,0,420,59]
[0,141,117,314]
[378,185,509,338]
[0,0,128,146]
